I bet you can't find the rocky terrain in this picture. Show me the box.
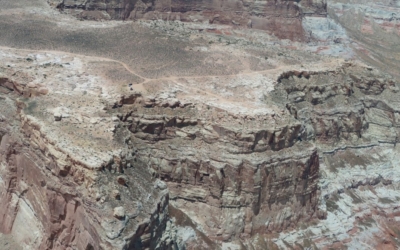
[0,0,400,249]
[328,0,400,78]
[47,0,327,41]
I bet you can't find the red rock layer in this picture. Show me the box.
[49,0,327,41]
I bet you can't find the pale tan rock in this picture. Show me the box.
[53,112,62,121]
[112,190,121,200]
[113,207,125,219]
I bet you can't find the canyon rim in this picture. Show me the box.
[1,0,400,249]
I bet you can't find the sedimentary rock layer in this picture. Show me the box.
[0,61,169,250]
[109,92,324,240]
[48,0,327,40]
[1,1,400,248]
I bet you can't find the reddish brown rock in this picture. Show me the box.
[49,0,327,40]
[0,71,169,249]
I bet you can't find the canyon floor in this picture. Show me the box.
[1,0,400,249]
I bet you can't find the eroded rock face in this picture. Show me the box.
[274,64,399,146]
[0,60,169,250]
[328,0,400,78]
[112,102,323,241]
[2,1,400,248]
[48,0,327,40]
[109,60,400,248]
[2,46,399,249]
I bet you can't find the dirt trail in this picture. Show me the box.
[0,46,344,82]
[0,44,345,106]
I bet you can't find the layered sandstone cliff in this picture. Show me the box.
[48,0,327,40]
[110,59,400,248]
[0,54,169,250]
[0,28,329,248]
[1,0,400,249]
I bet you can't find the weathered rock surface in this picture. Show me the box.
[113,97,323,241]
[0,233,22,250]
[329,0,400,78]
[0,54,169,250]
[110,60,400,248]
[48,0,327,40]
[1,0,400,249]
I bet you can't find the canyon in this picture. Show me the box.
[0,0,400,249]
[48,0,327,41]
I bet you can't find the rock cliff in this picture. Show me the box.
[110,60,400,248]
[0,55,169,250]
[48,0,327,40]
[1,0,400,249]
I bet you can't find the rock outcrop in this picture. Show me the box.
[2,44,399,250]
[48,0,327,40]
[1,0,400,249]
[274,64,399,145]
[328,0,400,78]
[0,58,169,249]
[109,60,400,247]
[111,96,323,241]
